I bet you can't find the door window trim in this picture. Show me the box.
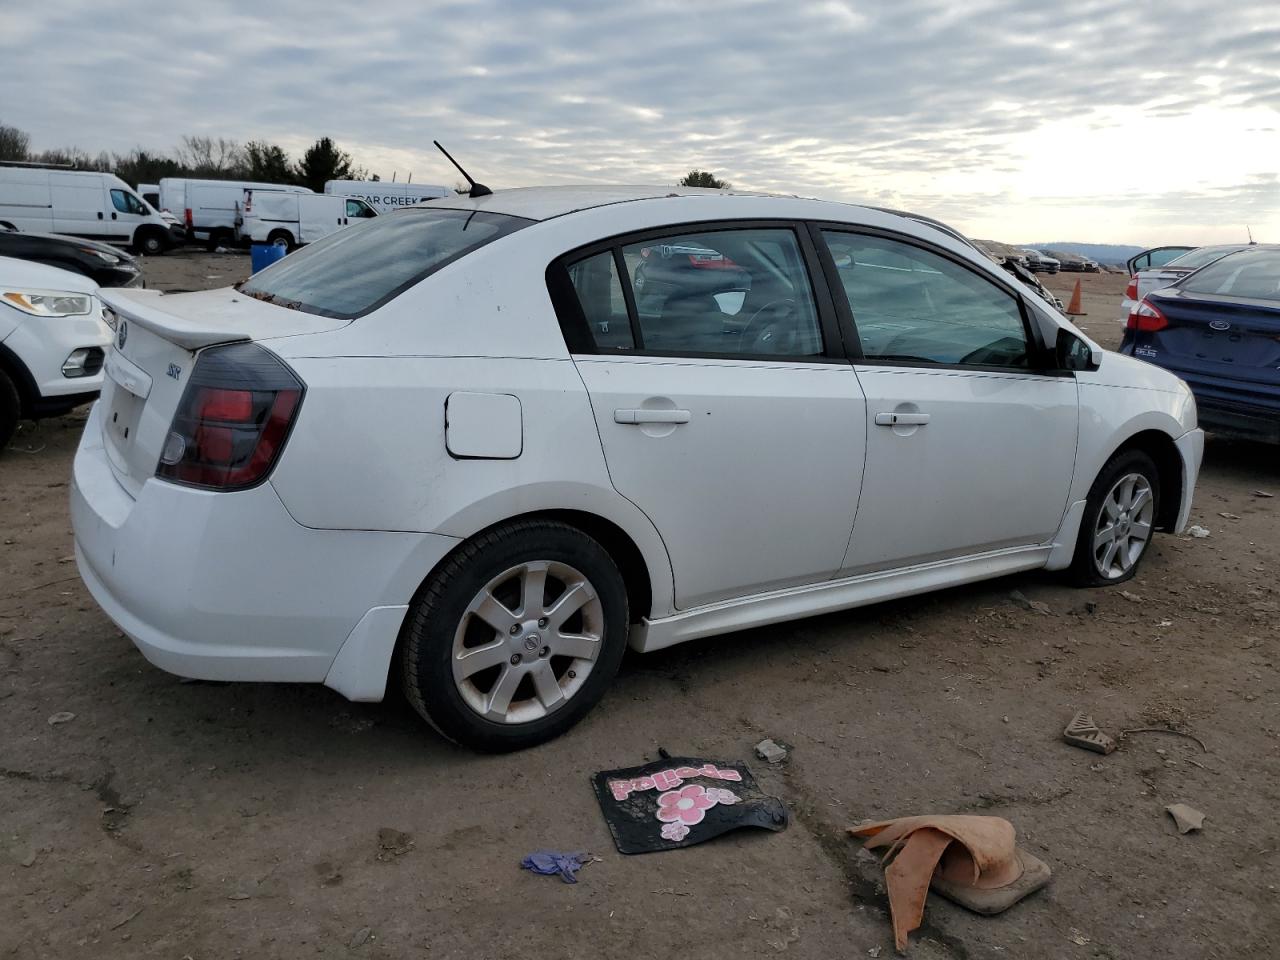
[806,221,1060,375]
[546,219,847,364]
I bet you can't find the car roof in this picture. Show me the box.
[416,185,788,221]
[415,185,980,251]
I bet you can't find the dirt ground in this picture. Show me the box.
[1,253,1277,959]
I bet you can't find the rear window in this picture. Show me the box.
[239,208,531,318]
[1166,246,1243,270]
[1180,249,1280,301]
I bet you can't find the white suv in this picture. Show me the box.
[71,187,1203,750]
[1,256,110,448]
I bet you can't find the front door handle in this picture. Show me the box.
[614,408,691,425]
[875,412,930,426]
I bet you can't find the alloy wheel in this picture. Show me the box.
[1092,472,1154,579]
[451,560,604,724]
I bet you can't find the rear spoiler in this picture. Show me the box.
[100,288,250,352]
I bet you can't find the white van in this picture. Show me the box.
[237,191,377,250]
[174,179,313,250]
[0,166,180,255]
[324,180,450,214]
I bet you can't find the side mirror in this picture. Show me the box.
[1056,328,1102,372]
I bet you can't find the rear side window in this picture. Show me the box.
[1180,249,1280,300]
[568,251,635,350]
[240,208,531,318]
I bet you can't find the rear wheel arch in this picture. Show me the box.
[407,508,655,627]
[1108,429,1183,532]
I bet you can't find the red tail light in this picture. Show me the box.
[157,342,304,490]
[1127,298,1169,332]
[184,207,193,228]
[1125,276,1138,300]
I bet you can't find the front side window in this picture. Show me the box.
[822,231,1029,368]
[346,199,375,219]
[616,228,823,356]
[240,208,531,318]
[110,189,146,215]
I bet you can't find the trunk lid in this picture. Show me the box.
[97,287,347,498]
[1143,289,1280,386]
[1136,267,1193,302]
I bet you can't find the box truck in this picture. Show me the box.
[323,180,450,213]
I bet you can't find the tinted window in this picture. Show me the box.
[240,208,530,318]
[568,251,635,350]
[1180,249,1280,301]
[110,189,146,215]
[823,231,1028,367]
[346,199,374,219]
[615,228,822,356]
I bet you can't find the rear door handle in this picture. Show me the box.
[614,408,691,425]
[875,412,930,426]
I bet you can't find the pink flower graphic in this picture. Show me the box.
[706,787,739,805]
[660,821,690,842]
[656,784,716,826]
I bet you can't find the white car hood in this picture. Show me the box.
[0,255,100,294]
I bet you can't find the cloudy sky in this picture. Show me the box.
[4,0,1279,245]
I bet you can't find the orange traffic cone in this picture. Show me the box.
[1066,279,1085,316]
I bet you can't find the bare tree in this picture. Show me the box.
[174,135,246,177]
[0,124,30,162]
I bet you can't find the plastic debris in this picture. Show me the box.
[1119,590,1143,603]
[755,739,788,763]
[1187,525,1210,538]
[1165,803,1205,834]
[1063,712,1117,755]
[46,712,76,726]
[1009,590,1051,615]
[349,927,372,948]
[520,850,591,883]
[1218,512,1240,520]
[1253,490,1273,498]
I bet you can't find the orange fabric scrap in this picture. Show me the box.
[850,815,1023,952]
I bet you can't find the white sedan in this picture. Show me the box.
[71,187,1204,750]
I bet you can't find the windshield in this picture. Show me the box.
[239,207,532,318]
[1180,249,1280,301]
[1166,245,1246,270]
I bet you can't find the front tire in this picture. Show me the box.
[1070,449,1160,586]
[400,520,629,752]
[134,229,165,256]
[0,368,19,450]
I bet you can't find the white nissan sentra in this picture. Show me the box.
[72,187,1203,750]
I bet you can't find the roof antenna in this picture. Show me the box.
[434,141,492,198]
[1247,225,1255,244]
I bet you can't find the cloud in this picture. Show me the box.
[3,0,1279,243]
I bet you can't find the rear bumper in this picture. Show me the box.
[1195,401,1280,443]
[71,402,460,697]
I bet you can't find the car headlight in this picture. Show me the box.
[81,247,121,265]
[2,290,94,317]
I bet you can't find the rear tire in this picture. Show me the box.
[399,519,629,752]
[267,230,294,252]
[0,369,20,451]
[1070,449,1161,586]
[205,228,232,252]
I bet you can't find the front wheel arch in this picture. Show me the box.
[1105,429,1184,532]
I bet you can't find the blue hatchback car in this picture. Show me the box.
[1120,247,1280,443]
